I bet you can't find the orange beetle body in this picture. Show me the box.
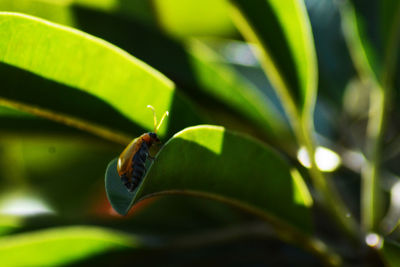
[117,132,159,192]
[117,105,168,192]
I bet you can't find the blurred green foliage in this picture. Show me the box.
[0,0,400,266]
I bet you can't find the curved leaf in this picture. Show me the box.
[0,216,21,236]
[228,0,317,116]
[71,6,292,146]
[381,239,400,267]
[339,0,400,85]
[106,125,312,233]
[339,0,400,231]
[0,12,203,142]
[185,40,293,148]
[0,226,138,267]
[0,6,292,149]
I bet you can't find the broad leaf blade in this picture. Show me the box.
[106,125,313,232]
[0,226,138,267]
[0,12,202,141]
[229,0,317,115]
[0,6,292,149]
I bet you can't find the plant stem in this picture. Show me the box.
[362,87,386,231]
[339,0,400,233]
[362,3,400,232]
[297,115,360,241]
[0,97,132,145]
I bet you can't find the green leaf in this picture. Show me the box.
[0,6,292,149]
[152,0,236,38]
[0,12,203,142]
[339,0,400,85]
[0,216,21,236]
[0,0,76,26]
[0,135,119,216]
[0,226,138,267]
[381,239,400,267]
[228,0,317,116]
[185,40,293,148]
[70,7,291,147]
[106,125,313,233]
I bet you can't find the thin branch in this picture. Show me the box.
[0,97,132,145]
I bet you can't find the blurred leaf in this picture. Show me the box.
[381,239,400,267]
[106,125,313,233]
[339,0,400,84]
[0,216,21,236]
[100,196,248,236]
[0,0,76,25]
[152,0,236,38]
[0,12,203,143]
[0,135,118,216]
[229,0,317,116]
[184,40,293,148]
[305,0,355,108]
[0,226,138,267]
[0,0,236,38]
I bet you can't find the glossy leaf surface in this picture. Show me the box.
[106,125,312,232]
[0,12,202,141]
[0,226,138,267]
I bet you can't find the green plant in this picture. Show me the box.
[0,0,400,266]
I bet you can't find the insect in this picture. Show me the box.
[117,105,169,192]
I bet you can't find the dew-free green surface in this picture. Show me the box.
[381,239,400,267]
[186,40,291,144]
[0,12,203,138]
[0,216,21,236]
[106,125,312,232]
[0,135,119,215]
[0,6,290,146]
[0,226,137,267]
[153,0,235,38]
[339,0,400,83]
[229,0,317,113]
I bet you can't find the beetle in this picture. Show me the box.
[117,105,169,192]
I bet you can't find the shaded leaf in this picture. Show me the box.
[339,0,400,84]
[229,0,317,115]
[0,135,118,216]
[381,239,400,267]
[0,216,21,236]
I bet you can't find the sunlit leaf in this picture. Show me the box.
[0,12,202,143]
[153,0,236,38]
[0,226,138,267]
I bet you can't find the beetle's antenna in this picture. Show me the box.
[156,110,169,133]
[147,105,157,132]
